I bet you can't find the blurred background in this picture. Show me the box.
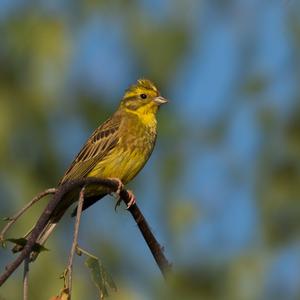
[1,0,300,299]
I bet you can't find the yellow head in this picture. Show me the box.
[120,79,168,115]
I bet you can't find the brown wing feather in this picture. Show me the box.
[60,114,121,184]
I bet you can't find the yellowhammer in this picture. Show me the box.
[21,79,168,248]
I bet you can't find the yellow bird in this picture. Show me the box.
[20,79,168,249]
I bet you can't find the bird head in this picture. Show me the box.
[120,79,168,115]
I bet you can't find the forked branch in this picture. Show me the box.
[0,178,171,287]
[0,188,57,243]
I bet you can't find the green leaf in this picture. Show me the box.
[7,237,27,246]
[84,255,117,299]
[6,238,48,253]
[104,269,117,292]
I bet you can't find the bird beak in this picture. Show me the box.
[154,96,168,105]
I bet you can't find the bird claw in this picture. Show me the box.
[108,178,124,211]
[126,190,136,209]
[108,178,136,210]
[108,177,124,195]
[114,190,136,211]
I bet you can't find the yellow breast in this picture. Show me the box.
[88,110,157,184]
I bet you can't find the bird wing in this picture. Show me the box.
[60,114,121,184]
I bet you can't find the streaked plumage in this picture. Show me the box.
[17,79,168,251]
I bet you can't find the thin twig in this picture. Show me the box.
[0,188,57,242]
[0,179,117,286]
[0,178,171,286]
[65,186,85,299]
[0,185,73,286]
[76,246,98,260]
[23,256,29,300]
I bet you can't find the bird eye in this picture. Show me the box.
[140,93,147,99]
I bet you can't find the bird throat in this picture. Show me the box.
[125,105,158,133]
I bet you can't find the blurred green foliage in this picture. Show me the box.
[1,1,300,300]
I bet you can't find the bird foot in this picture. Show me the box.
[109,178,125,211]
[113,189,136,211]
[108,178,136,210]
[126,190,136,209]
[108,177,124,195]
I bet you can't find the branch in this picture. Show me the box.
[0,178,120,286]
[0,178,171,286]
[0,188,57,243]
[23,256,29,300]
[120,190,172,278]
[65,186,85,298]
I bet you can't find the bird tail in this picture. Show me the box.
[11,193,106,259]
[11,193,69,258]
[70,194,106,217]
[36,221,58,246]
